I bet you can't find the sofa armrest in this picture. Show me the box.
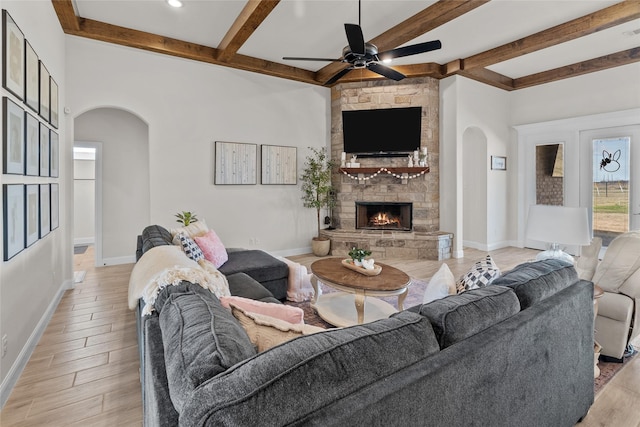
[619,267,640,300]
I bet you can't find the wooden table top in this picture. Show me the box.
[310,257,411,292]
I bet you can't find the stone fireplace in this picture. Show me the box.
[317,77,453,260]
[356,202,412,231]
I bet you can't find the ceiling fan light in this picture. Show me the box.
[382,58,392,64]
[167,0,183,8]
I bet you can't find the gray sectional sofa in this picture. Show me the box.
[132,229,594,426]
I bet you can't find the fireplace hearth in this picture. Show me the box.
[356,202,412,231]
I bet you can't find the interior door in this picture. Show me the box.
[580,125,640,247]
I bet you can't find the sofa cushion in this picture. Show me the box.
[491,259,579,309]
[423,263,456,304]
[155,282,256,414]
[416,285,520,349]
[179,310,440,426]
[456,254,501,293]
[226,272,280,304]
[230,304,325,352]
[177,232,204,262]
[220,295,303,324]
[141,225,173,254]
[219,250,288,286]
[194,229,229,268]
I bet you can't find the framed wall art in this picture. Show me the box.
[50,183,59,230]
[50,77,58,128]
[261,145,297,185]
[24,39,38,112]
[3,96,24,174]
[50,130,59,177]
[25,111,39,176]
[491,156,507,171]
[38,61,49,121]
[39,121,49,176]
[39,183,50,238]
[25,184,39,247]
[3,184,25,261]
[214,141,257,185]
[2,10,24,100]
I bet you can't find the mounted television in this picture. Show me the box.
[342,107,422,157]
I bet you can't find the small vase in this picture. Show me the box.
[353,259,363,267]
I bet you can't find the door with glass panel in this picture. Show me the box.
[581,126,640,247]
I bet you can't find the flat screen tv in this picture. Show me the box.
[342,107,421,157]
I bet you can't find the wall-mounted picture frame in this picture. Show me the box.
[24,39,38,112]
[261,145,297,185]
[50,77,58,128]
[491,155,507,171]
[39,183,50,238]
[25,184,39,247]
[25,111,39,176]
[214,141,257,185]
[38,61,49,121]
[50,130,59,177]
[3,184,25,261]
[39,121,49,177]
[50,183,59,230]
[3,97,24,174]
[2,10,24,100]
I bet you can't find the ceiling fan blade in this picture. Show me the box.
[325,67,353,85]
[344,23,365,55]
[367,63,405,81]
[282,57,342,62]
[378,40,442,61]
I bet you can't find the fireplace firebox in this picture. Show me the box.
[355,202,413,231]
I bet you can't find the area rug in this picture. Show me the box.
[286,277,633,395]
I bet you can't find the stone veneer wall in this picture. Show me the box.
[330,77,440,232]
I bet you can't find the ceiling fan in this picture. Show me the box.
[282,0,442,85]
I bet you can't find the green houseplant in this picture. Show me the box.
[301,147,336,256]
[175,211,198,226]
[348,247,372,265]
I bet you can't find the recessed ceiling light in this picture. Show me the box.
[167,0,183,8]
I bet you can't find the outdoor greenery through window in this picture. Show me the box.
[593,137,630,246]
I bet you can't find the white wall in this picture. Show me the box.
[66,36,331,257]
[73,159,95,245]
[75,108,150,264]
[0,1,71,406]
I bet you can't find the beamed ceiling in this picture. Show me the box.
[53,0,640,91]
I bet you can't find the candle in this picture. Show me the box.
[421,147,427,155]
[341,152,346,161]
[413,150,419,158]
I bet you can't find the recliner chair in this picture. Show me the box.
[584,231,640,361]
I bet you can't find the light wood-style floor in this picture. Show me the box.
[1,245,639,426]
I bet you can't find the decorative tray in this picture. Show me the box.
[341,259,382,276]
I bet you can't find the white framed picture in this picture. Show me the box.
[51,183,59,230]
[25,40,39,112]
[261,145,297,185]
[39,61,50,121]
[3,184,25,260]
[3,97,24,174]
[50,130,59,178]
[214,141,257,185]
[39,122,49,177]
[39,184,50,238]
[2,10,24,100]
[25,112,39,176]
[25,184,39,247]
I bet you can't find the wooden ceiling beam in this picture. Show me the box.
[51,0,80,32]
[216,0,280,62]
[65,18,320,86]
[330,63,445,85]
[458,67,515,91]
[316,0,490,85]
[513,47,640,90]
[463,1,640,71]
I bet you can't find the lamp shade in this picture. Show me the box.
[525,205,591,246]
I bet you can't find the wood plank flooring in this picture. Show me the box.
[0,245,638,426]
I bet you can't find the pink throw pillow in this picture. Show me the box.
[194,230,228,268]
[219,296,304,325]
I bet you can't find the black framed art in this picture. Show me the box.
[38,61,49,121]
[25,111,38,176]
[25,184,39,247]
[50,183,59,230]
[24,39,38,112]
[50,130,58,177]
[3,96,24,174]
[49,77,58,128]
[39,183,50,238]
[39,121,49,177]
[2,10,24,100]
[491,156,507,171]
[3,184,25,260]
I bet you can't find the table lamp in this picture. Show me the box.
[525,205,591,264]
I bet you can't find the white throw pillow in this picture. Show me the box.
[423,263,456,304]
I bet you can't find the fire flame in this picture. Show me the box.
[370,212,400,226]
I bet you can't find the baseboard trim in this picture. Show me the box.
[74,237,94,246]
[101,255,136,266]
[269,247,312,257]
[0,279,72,408]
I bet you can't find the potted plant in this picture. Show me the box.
[175,211,198,226]
[348,246,372,266]
[301,147,336,256]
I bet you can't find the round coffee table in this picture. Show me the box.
[310,257,411,327]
